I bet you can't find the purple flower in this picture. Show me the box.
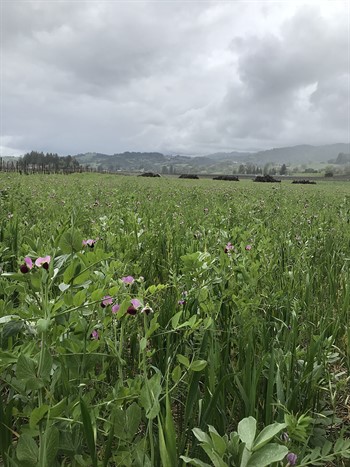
[35,256,51,270]
[25,257,33,268]
[83,239,96,248]
[20,256,33,274]
[121,275,135,285]
[91,329,99,340]
[101,296,113,308]
[245,244,252,251]
[131,298,142,308]
[224,242,234,254]
[127,298,142,315]
[112,303,120,314]
[286,452,297,466]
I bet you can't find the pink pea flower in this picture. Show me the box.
[82,239,96,248]
[122,276,135,285]
[112,303,120,314]
[35,256,51,270]
[20,257,33,274]
[131,298,142,308]
[224,242,234,254]
[127,298,142,315]
[245,244,252,251]
[91,329,99,340]
[101,296,113,308]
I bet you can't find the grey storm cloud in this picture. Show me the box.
[1,1,349,156]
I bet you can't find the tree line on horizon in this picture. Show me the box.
[0,151,82,173]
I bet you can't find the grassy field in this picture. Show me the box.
[0,173,349,466]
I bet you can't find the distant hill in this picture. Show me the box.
[73,143,350,174]
[75,151,215,173]
[75,151,167,171]
[331,152,350,164]
[207,144,349,165]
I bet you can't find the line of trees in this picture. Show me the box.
[0,151,83,174]
[21,151,81,170]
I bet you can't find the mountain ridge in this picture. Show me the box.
[74,143,349,172]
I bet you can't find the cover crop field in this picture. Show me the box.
[0,173,349,466]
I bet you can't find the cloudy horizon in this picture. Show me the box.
[1,0,349,157]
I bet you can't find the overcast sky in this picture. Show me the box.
[1,0,349,156]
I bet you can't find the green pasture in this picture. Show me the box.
[0,173,349,466]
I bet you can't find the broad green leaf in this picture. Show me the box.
[172,365,182,383]
[146,314,160,338]
[252,422,287,451]
[247,443,288,466]
[134,440,152,467]
[59,229,83,254]
[73,269,91,285]
[49,398,66,418]
[171,310,182,329]
[16,354,36,381]
[0,350,17,366]
[198,287,209,303]
[140,337,147,351]
[16,434,38,464]
[2,320,24,339]
[139,373,162,420]
[41,425,59,465]
[73,289,87,307]
[52,299,64,312]
[116,297,131,319]
[321,440,332,456]
[238,417,256,450]
[63,261,80,284]
[26,377,45,390]
[125,403,141,438]
[91,288,105,301]
[190,360,207,372]
[0,314,20,324]
[29,404,49,429]
[192,428,211,445]
[108,285,119,296]
[202,444,228,467]
[30,274,41,291]
[208,425,227,456]
[177,354,190,368]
